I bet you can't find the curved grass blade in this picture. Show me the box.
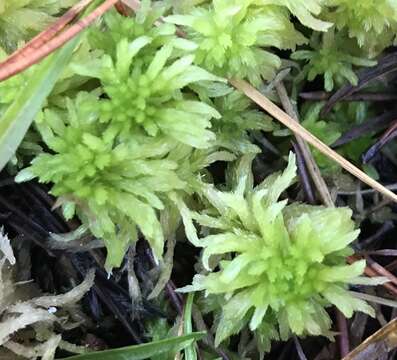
[0,37,79,172]
[64,332,206,360]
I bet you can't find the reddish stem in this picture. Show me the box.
[0,0,119,81]
[2,0,94,68]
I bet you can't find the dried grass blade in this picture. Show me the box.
[230,79,397,204]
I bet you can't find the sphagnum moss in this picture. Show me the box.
[178,153,384,349]
[7,1,391,353]
[165,0,308,85]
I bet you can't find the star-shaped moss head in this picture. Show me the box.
[179,153,382,349]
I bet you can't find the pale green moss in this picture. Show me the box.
[178,154,383,348]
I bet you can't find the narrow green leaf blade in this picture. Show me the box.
[0,37,79,171]
[64,332,206,360]
[184,293,198,360]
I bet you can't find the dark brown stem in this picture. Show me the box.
[275,81,334,207]
[336,309,350,357]
[292,141,316,204]
[165,281,184,315]
[144,246,183,314]
[192,307,231,360]
[358,249,397,256]
[300,91,397,102]
[293,336,308,360]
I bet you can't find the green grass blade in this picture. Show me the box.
[184,293,198,360]
[0,37,79,172]
[64,332,206,360]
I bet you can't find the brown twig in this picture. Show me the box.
[332,110,397,148]
[192,307,231,360]
[0,0,119,82]
[363,120,397,163]
[292,142,316,204]
[342,318,397,360]
[144,245,183,314]
[337,309,350,357]
[165,281,184,315]
[386,259,397,272]
[359,249,397,257]
[230,79,397,203]
[366,258,397,288]
[365,199,392,217]
[300,91,397,102]
[276,81,333,206]
[348,256,397,296]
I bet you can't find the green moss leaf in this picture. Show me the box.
[292,30,376,91]
[324,0,397,55]
[166,0,306,84]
